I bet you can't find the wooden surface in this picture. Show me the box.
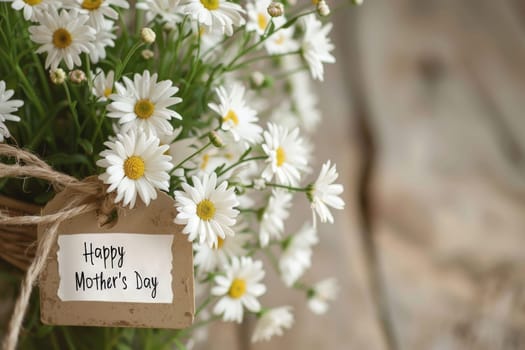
[1,1,524,348]
[198,0,525,349]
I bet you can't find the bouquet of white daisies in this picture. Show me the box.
[0,0,353,348]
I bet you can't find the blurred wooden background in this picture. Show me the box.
[198,0,525,349]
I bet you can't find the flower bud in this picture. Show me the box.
[69,69,86,84]
[141,49,155,60]
[49,68,66,85]
[267,2,284,17]
[352,0,363,5]
[250,71,265,88]
[317,0,330,16]
[140,27,156,44]
[163,22,176,32]
[209,131,225,148]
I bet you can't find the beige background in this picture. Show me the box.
[198,0,525,349]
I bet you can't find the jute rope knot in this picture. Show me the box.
[0,144,118,350]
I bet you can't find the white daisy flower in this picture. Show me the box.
[259,190,292,247]
[196,25,225,59]
[251,306,294,342]
[136,0,184,24]
[300,14,335,81]
[212,256,266,323]
[63,0,129,30]
[107,70,182,137]
[209,83,262,146]
[89,19,116,63]
[308,160,345,224]
[92,68,115,102]
[279,223,318,286]
[180,0,245,36]
[265,25,299,55]
[9,0,52,21]
[190,146,233,175]
[96,129,173,208]
[174,172,240,248]
[0,81,24,142]
[29,7,96,71]
[245,0,277,36]
[308,277,339,315]
[290,69,321,133]
[193,231,250,274]
[269,100,299,131]
[261,123,311,186]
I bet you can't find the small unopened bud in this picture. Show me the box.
[317,0,330,16]
[141,49,154,60]
[140,27,156,44]
[250,71,265,88]
[352,0,363,5]
[49,68,66,85]
[163,22,176,32]
[267,2,284,17]
[69,69,86,84]
[209,131,225,148]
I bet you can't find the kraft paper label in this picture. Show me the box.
[39,182,194,329]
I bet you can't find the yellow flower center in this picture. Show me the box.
[24,0,42,5]
[228,278,247,299]
[200,154,210,170]
[257,13,267,31]
[275,34,285,45]
[223,109,239,126]
[82,0,103,10]
[123,156,145,180]
[52,28,72,49]
[200,0,219,10]
[196,199,216,221]
[276,147,286,167]
[134,99,155,119]
[103,87,112,98]
[214,237,225,250]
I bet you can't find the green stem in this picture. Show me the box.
[273,65,308,80]
[224,11,316,71]
[61,327,77,350]
[170,141,212,175]
[14,65,46,118]
[115,41,144,82]
[63,82,81,145]
[216,156,267,177]
[195,295,214,317]
[227,50,301,72]
[90,107,107,145]
[31,51,52,103]
[238,207,260,214]
[265,183,309,192]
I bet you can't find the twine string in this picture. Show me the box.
[0,144,114,350]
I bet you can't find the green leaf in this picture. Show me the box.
[46,153,91,166]
[117,344,133,350]
[78,139,94,155]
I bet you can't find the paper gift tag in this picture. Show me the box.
[39,186,194,329]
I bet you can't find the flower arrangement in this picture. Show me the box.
[0,0,354,348]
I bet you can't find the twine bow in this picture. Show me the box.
[0,144,116,350]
